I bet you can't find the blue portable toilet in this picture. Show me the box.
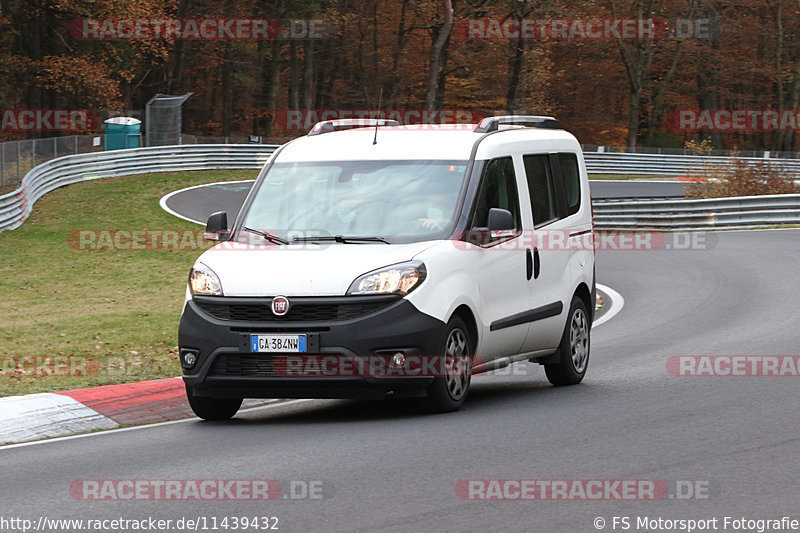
[104,117,142,150]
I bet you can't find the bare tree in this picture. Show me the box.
[425,0,453,110]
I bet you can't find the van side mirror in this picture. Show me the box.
[487,208,515,232]
[204,211,230,241]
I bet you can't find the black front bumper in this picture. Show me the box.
[178,295,445,400]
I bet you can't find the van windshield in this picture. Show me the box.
[240,160,469,243]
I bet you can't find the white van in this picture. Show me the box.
[178,116,595,419]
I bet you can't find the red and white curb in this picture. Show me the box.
[0,392,118,445]
[2,286,622,445]
[0,377,273,445]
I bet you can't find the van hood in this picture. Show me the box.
[195,241,439,297]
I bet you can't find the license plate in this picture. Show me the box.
[250,334,307,353]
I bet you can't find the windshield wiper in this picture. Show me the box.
[243,227,289,245]
[292,235,390,244]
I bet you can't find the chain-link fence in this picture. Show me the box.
[0,134,292,188]
[0,135,106,188]
[179,134,296,145]
[3,132,797,189]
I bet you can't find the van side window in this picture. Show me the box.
[523,154,558,227]
[472,157,521,230]
[558,153,581,216]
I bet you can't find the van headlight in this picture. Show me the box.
[189,262,223,296]
[347,261,426,296]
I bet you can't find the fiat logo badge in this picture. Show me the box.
[271,296,290,316]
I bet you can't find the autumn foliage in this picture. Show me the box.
[2,0,800,151]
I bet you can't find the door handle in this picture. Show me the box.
[533,247,541,279]
[526,249,533,280]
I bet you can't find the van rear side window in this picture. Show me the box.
[558,153,581,216]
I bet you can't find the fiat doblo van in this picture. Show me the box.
[178,115,595,419]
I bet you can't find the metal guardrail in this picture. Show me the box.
[0,135,287,187]
[583,152,800,175]
[0,144,277,233]
[2,144,799,234]
[593,194,800,231]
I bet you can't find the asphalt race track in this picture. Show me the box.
[162,179,689,226]
[2,228,798,531]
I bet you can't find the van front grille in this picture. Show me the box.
[210,353,284,377]
[194,295,398,323]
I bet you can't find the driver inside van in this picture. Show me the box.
[417,205,446,232]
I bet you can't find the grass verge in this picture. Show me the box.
[0,170,256,397]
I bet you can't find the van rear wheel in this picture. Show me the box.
[422,316,473,412]
[544,296,590,386]
[186,386,242,420]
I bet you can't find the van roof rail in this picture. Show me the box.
[474,115,561,133]
[308,118,400,136]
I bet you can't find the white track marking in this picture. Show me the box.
[0,398,311,451]
[158,179,255,225]
[593,284,624,328]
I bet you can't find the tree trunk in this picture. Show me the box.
[425,0,453,110]
[387,0,411,106]
[303,40,314,109]
[774,0,786,151]
[289,42,300,110]
[611,0,653,148]
[778,57,800,152]
[506,36,526,112]
[645,41,683,146]
[696,59,723,148]
[266,40,282,135]
[167,0,192,94]
[221,56,232,137]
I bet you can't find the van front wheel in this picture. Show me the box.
[423,316,473,413]
[186,386,242,420]
[545,296,590,386]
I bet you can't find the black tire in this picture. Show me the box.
[186,386,242,421]
[545,296,591,386]
[422,315,473,413]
